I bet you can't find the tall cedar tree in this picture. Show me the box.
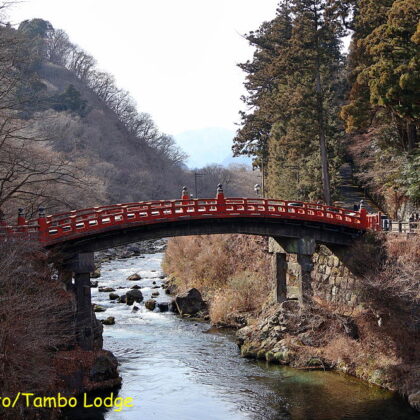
[234,0,353,202]
[233,2,293,194]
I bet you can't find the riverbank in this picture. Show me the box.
[162,233,420,412]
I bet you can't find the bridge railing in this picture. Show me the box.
[1,186,376,245]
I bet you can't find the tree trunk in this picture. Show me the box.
[314,11,331,205]
[407,122,417,152]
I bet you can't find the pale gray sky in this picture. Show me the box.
[9,0,279,137]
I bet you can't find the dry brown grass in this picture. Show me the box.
[163,234,272,324]
[210,271,271,325]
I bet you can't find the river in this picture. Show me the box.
[66,249,418,420]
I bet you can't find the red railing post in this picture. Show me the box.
[377,212,382,231]
[359,208,368,229]
[181,186,189,201]
[17,208,26,226]
[38,207,48,243]
[216,184,226,214]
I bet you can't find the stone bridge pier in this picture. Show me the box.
[62,252,95,351]
[269,236,316,305]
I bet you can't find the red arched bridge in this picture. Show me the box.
[1,185,382,253]
[0,185,383,351]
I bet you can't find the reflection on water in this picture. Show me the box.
[62,252,418,420]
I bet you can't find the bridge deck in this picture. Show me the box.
[0,195,382,247]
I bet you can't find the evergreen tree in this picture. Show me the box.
[233,2,293,192]
[341,0,419,213]
[235,0,352,202]
[342,0,419,150]
[51,84,88,116]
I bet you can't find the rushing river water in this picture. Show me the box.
[65,250,418,420]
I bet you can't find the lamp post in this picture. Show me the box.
[194,172,204,198]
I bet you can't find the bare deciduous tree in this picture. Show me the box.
[0,25,105,219]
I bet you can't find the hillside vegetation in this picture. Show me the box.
[0,16,258,221]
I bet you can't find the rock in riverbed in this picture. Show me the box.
[157,302,169,312]
[93,304,106,312]
[99,287,115,293]
[145,299,156,311]
[175,288,206,316]
[109,292,119,301]
[157,301,176,312]
[89,351,119,383]
[126,289,143,305]
[127,273,141,281]
[101,316,115,325]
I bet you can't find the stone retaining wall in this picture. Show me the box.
[311,245,359,307]
[269,238,360,309]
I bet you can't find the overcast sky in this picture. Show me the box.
[9,0,279,137]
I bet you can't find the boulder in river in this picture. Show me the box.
[127,273,141,281]
[90,280,99,288]
[118,295,127,304]
[175,288,206,316]
[93,304,106,313]
[130,285,141,290]
[109,292,119,301]
[145,299,156,311]
[157,302,170,312]
[126,289,143,305]
[169,300,179,313]
[151,291,160,297]
[101,316,115,325]
[91,268,101,279]
[99,286,115,293]
[89,351,119,383]
[132,305,139,312]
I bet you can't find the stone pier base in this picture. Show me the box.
[269,237,315,305]
[62,252,95,350]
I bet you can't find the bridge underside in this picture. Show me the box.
[55,217,363,351]
[51,217,362,256]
